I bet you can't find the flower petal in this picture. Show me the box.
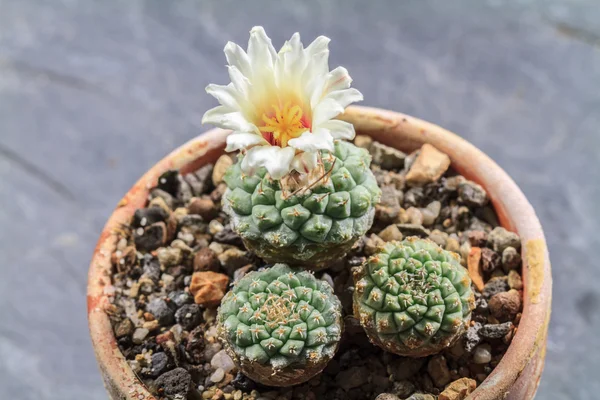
[311,98,345,127]
[224,41,252,78]
[324,66,352,92]
[291,151,319,174]
[225,132,268,152]
[320,120,356,140]
[205,83,240,110]
[248,26,276,72]
[227,66,251,96]
[324,87,363,108]
[202,106,258,132]
[288,129,334,153]
[242,145,295,180]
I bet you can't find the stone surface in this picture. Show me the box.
[405,144,451,185]
[0,1,598,399]
[189,271,229,307]
[438,378,477,400]
[489,289,522,321]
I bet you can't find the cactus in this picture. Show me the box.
[353,238,475,357]
[217,264,343,386]
[222,141,381,269]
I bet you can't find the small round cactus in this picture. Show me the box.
[217,264,343,386]
[353,238,475,357]
[222,140,381,269]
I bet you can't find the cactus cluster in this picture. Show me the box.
[222,141,381,269]
[353,238,475,357]
[217,264,343,386]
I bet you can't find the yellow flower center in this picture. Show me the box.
[259,102,308,147]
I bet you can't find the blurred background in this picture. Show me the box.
[0,0,599,399]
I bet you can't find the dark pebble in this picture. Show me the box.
[147,298,175,326]
[184,164,213,196]
[482,277,509,299]
[502,246,521,272]
[467,230,488,247]
[480,322,513,339]
[146,352,171,378]
[149,188,175,210]
[178,215,206,230]
[458,181,488,207]
[464,322,483,353]
[168,290,193,309]
[142,255,161,283]
[132,206,169,228]
[480,248,501,272]
[156,170,180,196]
[176,175,194,203]
[154,367,191,398]
[114,318,134,338]
[213,225,244,246]
[134,222,167,252]
[232,371,256,391]
[475,293,489,314]
[403,187,424,208]
[396,224,431,238]
[175,304,202,330]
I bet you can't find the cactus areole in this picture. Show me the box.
[222,140,381,269]
[353,238,475,357]
[217,264,343,386]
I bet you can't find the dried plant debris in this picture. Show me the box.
[107,137,523,400]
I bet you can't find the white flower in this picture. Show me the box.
[202,26,363,180]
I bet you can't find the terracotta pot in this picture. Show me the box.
[88,105,551,400]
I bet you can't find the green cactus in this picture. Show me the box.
[222,141,381,269]
[353,238,475,357]
[217,264,343,386]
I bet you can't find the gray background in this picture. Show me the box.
[0,0,598,399]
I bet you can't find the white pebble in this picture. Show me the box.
[210,367,225,383]
[211,349,235,373]
[473,344,492,364]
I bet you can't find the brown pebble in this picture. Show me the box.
[438,377,477,400]
[405,144,451,185]
[212,155,233,186]
[445,237,460,253]
[189,271,229,307]
[156,331,174,344]
[467,231,487,247]
[502,246,521,272]
[188,196,218,221]
[364,233,385,256]
[480,247,500,272]
[193,247,220,272]
[507,270,523,290]
[467,247,484,291]
[489,289,522,321]
[379,224,403,242]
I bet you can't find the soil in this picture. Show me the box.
[106,137,524,400]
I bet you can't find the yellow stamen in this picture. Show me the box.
[260,102,307,147]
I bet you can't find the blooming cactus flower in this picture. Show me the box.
[202,26,363,180]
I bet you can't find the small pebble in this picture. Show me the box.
[213,155,233,186]
[379,224,403,242]
[354,134,373,150]
[209,219,224,235]
[114,318,134,338]
[480,322,513,339]
[210,368,225,383]
[405,207,424,225]
[134,222,167,252]
[211,349,236,373]
[218,248,251,275]
[487,227,521,253]
[175,304,202,330]
[427,355,451,387]
[458,181,488,207]
[473,344,492,364]
[194,247,221,272]
[155,367,191,398]
[508,270,523,290]
[147,352,170,378]
[188,196,218,221]
[370,141,406,170]
[420,201,441,226]
[482,277,509,299]
[157,247,183,267]
[336,366,369,391]
[502,246,521,272]
[438,378,477,400]
[489,289,522,321]
[480,247,501,272]
[375,186,401,223]
[146,298,175,326]
[132,328,150,345]
[464,322,482,353]
[405,144,450,185]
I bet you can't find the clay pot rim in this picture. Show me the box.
[87,105,551,400]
